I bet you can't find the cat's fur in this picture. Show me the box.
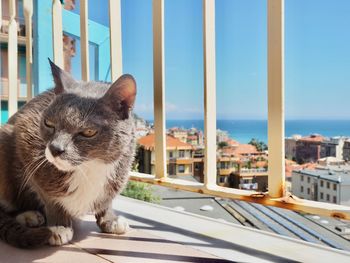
[0,60,136,248]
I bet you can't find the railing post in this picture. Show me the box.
[80,0,90,81]
[24,0,33,101]
[203,0,217,188]
[109,0,123,81]
[52,0,64,68]
[0,0,2,30]
[8,0,18,117]
[153,0,167,179]
[268,0,285,198]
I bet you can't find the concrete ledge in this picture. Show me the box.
[1,196,350,263]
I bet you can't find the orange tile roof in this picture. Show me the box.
[299,135,324,143]
[225,139,239,146]
[285,161,317,177]
[138,134,193,150]
[255,161,267,168]
[234,144,259,155]
[220,144,260,157]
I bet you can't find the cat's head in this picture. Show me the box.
[40,59,136,172]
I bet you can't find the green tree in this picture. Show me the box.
[248,138,268,152]
[218,141,228,149]
[121,181,160,203]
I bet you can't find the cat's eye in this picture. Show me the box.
[80,129,98,138]
[44,119,55,128]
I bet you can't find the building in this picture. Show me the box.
[292,168,350,206]
[167,127,188,143]
[1,0,29,104]
[137,133,194,176]
[186,128,204,146]
[295,134,324,164]
[293,135,347,164]
[330,137,346,159]
[216,156,240,186]
[285,135,301,160]
[216,129,229,143]
[343,139,350,161]
[217,144,268,190]
[1,0,76,122]
[320,137,347,160]
[227,165,268,191]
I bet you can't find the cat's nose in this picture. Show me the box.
[49,144,65,157]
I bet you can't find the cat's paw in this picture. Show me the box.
[99,216,130,235]
[16,211,45,227]
[48,226,74,246]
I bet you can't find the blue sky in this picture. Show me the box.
[71,0,350,120]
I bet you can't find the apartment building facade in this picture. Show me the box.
[285,135,301,160]
[0,0,76,122]
[137,134,194,176]
[292,169,350,206]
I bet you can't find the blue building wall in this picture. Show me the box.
[1,0,111,124]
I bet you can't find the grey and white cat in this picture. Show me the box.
[0,59,136,248]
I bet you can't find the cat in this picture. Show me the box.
[0,59,136,248]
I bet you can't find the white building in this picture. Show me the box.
[292,169,350,206]
[217,129,229,143]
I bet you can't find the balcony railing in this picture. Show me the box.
[2,0,350,221]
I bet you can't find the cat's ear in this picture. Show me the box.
[101,74,137,119]
[48,58,77,95]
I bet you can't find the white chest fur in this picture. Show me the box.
[57,160,116,217]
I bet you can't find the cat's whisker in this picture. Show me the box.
[20,156,45,188]
[22,155,45,175]
[19,156,48,196]
[24,158,48,187]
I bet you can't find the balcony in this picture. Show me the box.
[0,16,27,45]
[2,0,350,262]
[0,77,28,101]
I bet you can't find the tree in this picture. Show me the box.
[218,141,228,149]
[248,138,267,152]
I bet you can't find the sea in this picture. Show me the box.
[157,120,350,144]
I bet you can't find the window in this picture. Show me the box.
[178,165,185,173]
[179,150,185,158]
[307,188,310,195]
[307,177,310,183]
[169,151,173,158]
[320,180,324,187]
[301,175,304,181]
[301,186,304,193]
[327,182,330,189]
[326,194,330,201]
[243,179,250,184]
[333,184,337,191]
[219,176,225,183]
[333,196,337,204]
[195,163,199,171]
[320,192,324,199]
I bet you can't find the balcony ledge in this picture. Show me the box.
[1,196,350,263]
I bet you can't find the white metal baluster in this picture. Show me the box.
[153,0,166,179]
[80,0,89,81]
[24,0,33,101]
[52,0,64,68]
[8,0,18,116]
[267,0,285,198]
[109,0,123,81]
[203,0,217,188]
[0,0,2,30]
